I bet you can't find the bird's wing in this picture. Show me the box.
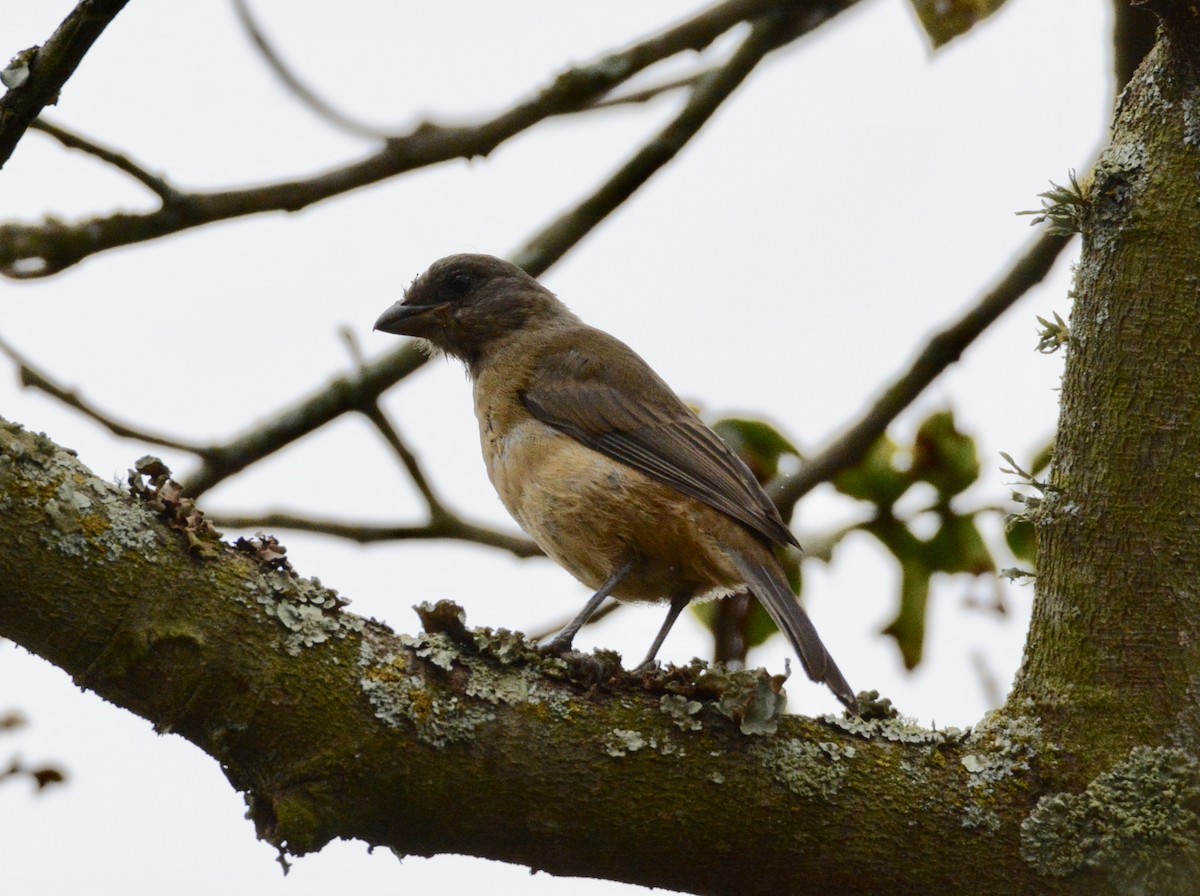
[521,328,798,548]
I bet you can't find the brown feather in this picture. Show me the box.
[521,328,798,549]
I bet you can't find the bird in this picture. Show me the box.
[374,253,857,712]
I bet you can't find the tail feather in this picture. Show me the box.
[730,551,858,714]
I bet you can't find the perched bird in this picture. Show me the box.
[375,254,857,712]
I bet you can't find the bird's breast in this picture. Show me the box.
[475,397,747,603]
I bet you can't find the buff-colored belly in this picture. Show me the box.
[482,416,746,603]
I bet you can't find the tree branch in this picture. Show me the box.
[771,231,1074,518]
[513,8,802,273]
[0,0,858,279]
[0,332,202,452]
[359,402,449,520]
[0,0,129,169]
[208,510,540,557]
[29,118,182,201]
[0,417,1053,895]
[181,340,429,495]
[231,0,392,140]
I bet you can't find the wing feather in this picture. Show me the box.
[521,329,797,548]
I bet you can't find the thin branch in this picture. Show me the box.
[182,340,430,496]
[0,0,129,169]
[771,231,1074,518]
[231,0,392,140]
[0,332,202,452]
[338,327,448,518]
[30,118,181,201]
[514,9,835,274]
[0,0,857,279]
[586,70,714,110]
[208,510,541,557]
[360,402,449,520]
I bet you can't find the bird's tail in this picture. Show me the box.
[729,551,858,714]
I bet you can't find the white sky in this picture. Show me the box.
[1,1,1109,893]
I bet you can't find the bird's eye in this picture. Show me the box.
[446,271,473,296]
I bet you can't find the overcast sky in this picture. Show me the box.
[1,2,1110,893]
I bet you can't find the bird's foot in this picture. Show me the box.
[537,634,576,658]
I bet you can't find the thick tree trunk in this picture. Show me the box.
[1007,13,1200,890]
[1013,30,1200,764]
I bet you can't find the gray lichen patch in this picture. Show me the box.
[357,629,495,747]
[960,710,1043,787]
[356,626,572,747]
[1020,746,1200,892]
[249,569,364,656]
[0,420,164,562]
[755,737,856,800]
[603,728,648,757]
[600,725,685,758]
[827,709,967,748]
[955,711,1043,836]
[660,694,703,731]
[716,673,786,735]
[961,802,1002,833]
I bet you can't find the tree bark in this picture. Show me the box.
[0,418,1049,895]
[1013,28,1200,766]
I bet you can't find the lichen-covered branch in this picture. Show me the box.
[1012,27,1200,773]
[0,417,1087,895]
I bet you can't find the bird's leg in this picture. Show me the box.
[635,591,692,671]
[541,560,633,654]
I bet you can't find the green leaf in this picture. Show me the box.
[883,557,931,669]
[908,0,1008,49]
[833,435,911,506]
[912,411,980,497]
[926,513,994,575]
[1005,516,1037,564]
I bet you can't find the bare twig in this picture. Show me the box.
[0,0,858,279]
[587,70,714,110]
[0,333,201,452]
[337,327,447,517]
[514,10,803,274]
[0,0,129,169]
[182,340,430,496]
[30,118,181,201]
[771,231,1075,518]
[360,402,449,520]
[209,510,540,558]
[231,0,392,140]
[338,326,366,368]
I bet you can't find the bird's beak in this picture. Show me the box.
[374,301,444,335]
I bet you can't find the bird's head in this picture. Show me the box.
[374,254,573,367]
